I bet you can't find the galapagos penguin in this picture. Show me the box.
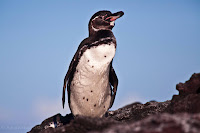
[62,10,124,117]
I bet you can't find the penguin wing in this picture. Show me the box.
[62,51,78,108]
[62,38,90,108]
[109,61,118,108]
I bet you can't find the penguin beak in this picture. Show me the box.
[105,11,124,22]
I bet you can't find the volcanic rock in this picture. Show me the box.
[167,73,200,113]
[28,73,200,133]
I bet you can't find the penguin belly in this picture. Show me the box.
[70,43,116,117]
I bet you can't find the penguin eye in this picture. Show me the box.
[99,16,103,19]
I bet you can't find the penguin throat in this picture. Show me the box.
[91,24,100,32]
[110,21,115,26]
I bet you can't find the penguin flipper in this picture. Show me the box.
[109,62,118,108]
[62,38,90,109]
[62,51,79,109]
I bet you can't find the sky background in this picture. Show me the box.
[0,0,200,132]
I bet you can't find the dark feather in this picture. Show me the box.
[109,62,118,108]
[62,30,117,109]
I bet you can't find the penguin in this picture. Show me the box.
[62,10,124,117]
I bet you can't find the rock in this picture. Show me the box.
[168,94,200,113]
[167,73,200,113]
[28,113,74,133]
[108,100,171,122]
[28,73,200,133]
[92,113,200,133]
[29,114,119,133]
[176,73,200,95]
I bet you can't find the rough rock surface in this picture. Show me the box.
[28,73,200,133]
[93,113,200,133]
[167,73,200,113]
[108,100,171,122]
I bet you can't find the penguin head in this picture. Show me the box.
[89,10,124,36]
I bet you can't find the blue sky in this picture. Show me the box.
[0,0,200,132]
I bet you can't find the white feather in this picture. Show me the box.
[70,42,116,117]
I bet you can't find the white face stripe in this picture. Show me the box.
[91,16,100,31]
[91,16,99,21]
[91,24,99,31]
[91,15,115,31]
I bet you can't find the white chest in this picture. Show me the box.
[70,42,116,117]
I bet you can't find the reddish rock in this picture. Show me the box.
[93,113,200,133]
[176,73,200,95]
[168,73,200,113]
